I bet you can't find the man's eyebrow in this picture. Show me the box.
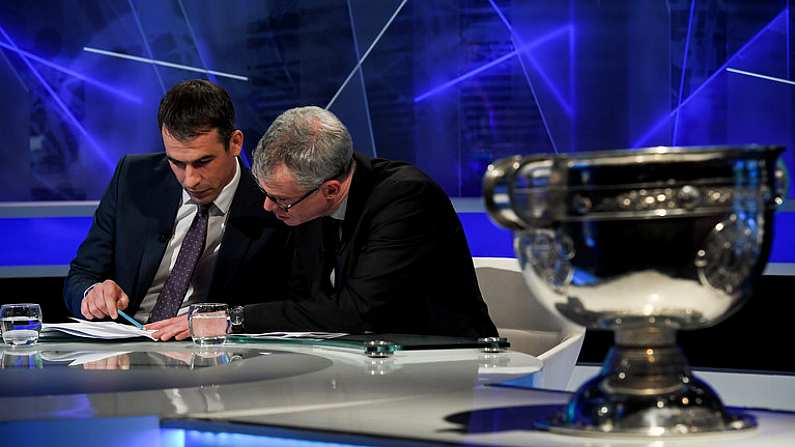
[167,155,215,164]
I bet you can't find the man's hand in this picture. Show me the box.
[158,350,195,365]
[82,353,131,370]
[145,314,190,341]
[81,280,129,320]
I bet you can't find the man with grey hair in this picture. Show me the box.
[234,106,497,337]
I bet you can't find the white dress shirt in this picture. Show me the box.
[134,160,241,321]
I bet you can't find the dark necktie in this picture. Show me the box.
[148,204,210,322]
[322,217,341,292]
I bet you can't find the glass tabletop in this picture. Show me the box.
[0,346,333,397]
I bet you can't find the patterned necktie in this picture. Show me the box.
[148,204,211,322]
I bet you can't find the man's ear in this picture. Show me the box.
[322,180,341,199]
[229,130,244,156]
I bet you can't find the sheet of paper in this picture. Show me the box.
[42,318,157,340]
[235,331,347,340]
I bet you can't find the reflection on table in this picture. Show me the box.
[0,339,791,447]
[0,348,250,370]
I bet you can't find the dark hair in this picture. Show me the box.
[157,79,235,149]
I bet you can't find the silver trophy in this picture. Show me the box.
[484,145,787,437]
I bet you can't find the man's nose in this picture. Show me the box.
[184,165,201,188]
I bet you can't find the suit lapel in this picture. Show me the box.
[210,163,259,297]
[132,158,182,307]
[336,153,374,281]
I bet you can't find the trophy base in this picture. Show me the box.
[540,413,756,438]
[538,341,757,437]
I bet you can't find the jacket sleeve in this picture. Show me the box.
[62,157,126,317]
[241,179,452,333]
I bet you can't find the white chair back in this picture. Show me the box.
[474,257,586,390]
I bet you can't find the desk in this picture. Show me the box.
[0,340,793,447]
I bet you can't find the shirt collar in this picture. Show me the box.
[330,195,347,221]
[181,158,241,215]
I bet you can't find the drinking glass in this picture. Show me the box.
[0,349,42,368]
[190,351,232,369]
[0,303,43,346]
[188,303,230,346]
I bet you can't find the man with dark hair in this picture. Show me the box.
[241,106,497,337]
[64,79,289,340]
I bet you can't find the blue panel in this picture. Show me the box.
[770,210,795,263]
[459,211,795,263]
[458,212,514,258]
[162,419,442,447]
[0,217,90,265]
[0,416,161,447]
[0,212,793,267]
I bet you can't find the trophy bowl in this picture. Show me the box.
[483,145,787,437]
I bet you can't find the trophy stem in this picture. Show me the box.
[614,326,676,347]
[540,327,757,437]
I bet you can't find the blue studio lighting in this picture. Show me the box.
[165,429,373,447]
[632,9,788,148]
[343,0,378,158]
[177,0,218,84]
[325,0,407,110]
[568,0,575,137]
[672,0,698,145]
[0,41,141,103]
[413,24,572,103]
[513,41,560,153]
[485,0,571,153]
[525,54,574,117]
[127,0,166,93]
[83,47,249,82]
[487,0,574,117]
[0,24,115,171]
[726,67,795,86]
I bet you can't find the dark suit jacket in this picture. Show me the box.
[63,153,290,318]
[243,153,498,337]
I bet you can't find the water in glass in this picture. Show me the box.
[188,303,229,346]
[0,304,43,346]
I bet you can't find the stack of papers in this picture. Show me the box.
[40,319,346,342]
[43,318,156,340]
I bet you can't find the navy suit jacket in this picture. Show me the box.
[242,153,498,337]
[63,153,290,318]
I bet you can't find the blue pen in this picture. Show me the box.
[116,309,145,329]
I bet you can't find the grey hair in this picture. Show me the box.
[252,106,353,190]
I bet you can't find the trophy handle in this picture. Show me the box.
[484,155,558,229]
[483,155,525,230]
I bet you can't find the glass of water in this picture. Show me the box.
[190,351,232,369]
[0,303,43,346]
[1,349,42,368]
[188,303,229,346]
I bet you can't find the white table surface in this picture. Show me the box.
[0,339,792,447]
